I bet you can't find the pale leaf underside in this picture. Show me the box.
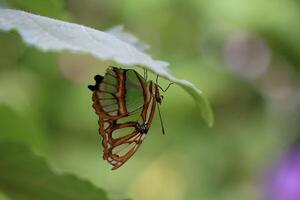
[0,8,213,126]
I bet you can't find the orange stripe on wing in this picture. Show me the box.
[113,68,128,116]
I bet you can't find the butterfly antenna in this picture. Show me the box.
[157,103,165,135]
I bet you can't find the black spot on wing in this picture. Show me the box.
[88,74,104,91]
[88,85,97,91]
[94,75,104,84]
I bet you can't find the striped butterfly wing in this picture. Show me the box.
[103,81,157,170]
[89,67,157,170]
[91,67,144,119]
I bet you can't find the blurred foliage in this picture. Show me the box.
[0,141,108,200]
[3,0,68,19]
[0,105,46,152]
[0,0,300,200]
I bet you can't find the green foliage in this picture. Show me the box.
[4,0,68,19]
[0,0,300,199]
[0,105,46,152]
[178,83,214,127]
[0,192,11,200]
[0,141,109,200]
[0,31,25,68]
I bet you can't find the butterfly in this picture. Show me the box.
[88,66,172,170]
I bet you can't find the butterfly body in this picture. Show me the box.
[89,67,162,170]
[135,123,148,134]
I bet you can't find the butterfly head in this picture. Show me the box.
[155,85,163,104]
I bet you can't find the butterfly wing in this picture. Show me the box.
[92,67,146,118]
[101,120,146,170]
[102,86,157,170]
[90,67,158,169]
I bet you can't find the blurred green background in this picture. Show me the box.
[1,0,300,200]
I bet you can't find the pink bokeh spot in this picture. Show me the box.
[266,148,300,200]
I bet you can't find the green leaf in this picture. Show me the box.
[0,105,46,152]
[0,9,214,126]
[175,80,214,127]
[0,141,109,200]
